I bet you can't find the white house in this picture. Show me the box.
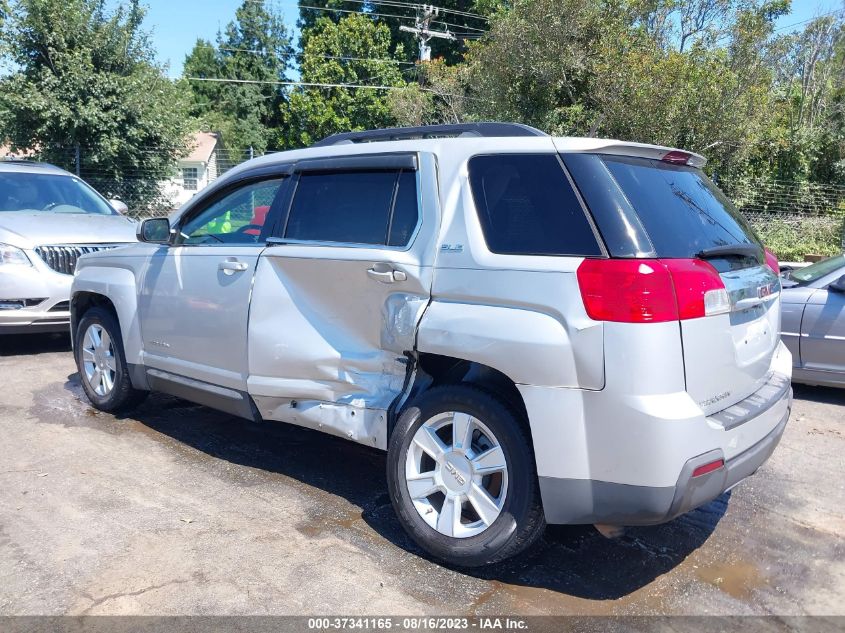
[162,131,222,208]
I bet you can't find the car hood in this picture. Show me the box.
[0,212,138,248]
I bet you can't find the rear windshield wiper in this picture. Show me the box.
[695,244,761,260]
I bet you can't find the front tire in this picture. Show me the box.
[387,385,545,567]
[75,307,147,413]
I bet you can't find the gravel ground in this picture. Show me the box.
[0,333,842,616]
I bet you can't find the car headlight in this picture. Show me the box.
[0,243,32,266]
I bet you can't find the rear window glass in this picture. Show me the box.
[468,154,602,257]
[601,156,759,258]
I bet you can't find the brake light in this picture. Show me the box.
[764,248,779,274]
[661,150,692,165]
[577,258,729,323]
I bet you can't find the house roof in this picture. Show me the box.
[183,132,220,164]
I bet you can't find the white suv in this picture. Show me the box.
[70,123,792,567]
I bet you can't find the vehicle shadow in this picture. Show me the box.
[1,332,71,356]
[68,381,726,602]
[792,383,845,406]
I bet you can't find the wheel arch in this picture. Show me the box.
[71,265,144,369]
[390,352,530,443]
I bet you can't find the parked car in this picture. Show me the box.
[781,254,845,388]
[0,160,137,334]
[70,123,792,567]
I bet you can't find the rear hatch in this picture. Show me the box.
[562,150,781,415]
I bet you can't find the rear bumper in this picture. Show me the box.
[538,387,791,526]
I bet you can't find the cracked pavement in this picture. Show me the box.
[0,333,843,615]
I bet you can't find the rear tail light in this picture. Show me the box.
[764,248,779,274]
[663,259,730,319]
[577,258,729,323]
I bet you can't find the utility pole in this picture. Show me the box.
[399,5,455,62]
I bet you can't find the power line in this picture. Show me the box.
[186,76,414,91]
[339,0,489,23]
[301,53,416,65]
[712,8,843,44]
[298,3,486,34]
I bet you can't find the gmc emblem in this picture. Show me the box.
[758,284,774,299]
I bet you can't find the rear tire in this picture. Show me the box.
[387,385,545,567]
[74,307,147,413]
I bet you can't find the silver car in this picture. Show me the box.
[0,160,137,334]
[70,123,792,567]
[781,254,845,387]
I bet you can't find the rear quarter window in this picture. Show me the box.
[468,154,602,257]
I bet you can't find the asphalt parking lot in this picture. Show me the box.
[0,333,843,616]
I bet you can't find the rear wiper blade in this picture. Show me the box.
[695,244,761,260]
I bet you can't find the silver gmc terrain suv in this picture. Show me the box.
[70,123,792,567]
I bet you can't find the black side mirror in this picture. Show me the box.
[137,217,171,244]
[829,274,845,293]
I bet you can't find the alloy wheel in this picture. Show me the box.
[405,411,509,538]
[81,323,116,397]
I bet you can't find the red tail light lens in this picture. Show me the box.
[576,259,678,322]
[577,258,728,323]
[663,259,730,319]
[764,248,779,274]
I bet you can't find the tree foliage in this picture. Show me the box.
[297,0,489,64]
[0,0,191,207]
[279,14,406,148]
[182,0,293,154]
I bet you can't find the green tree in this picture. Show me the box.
[388,58,470,125]
[750,13,845,183]
[463,0,790,176]
[298,0,489,64]
[279,14,406,148]
[182,0,293,154]
[0,0,190,210]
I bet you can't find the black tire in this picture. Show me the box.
[74,306,147,413]
[387,384,545,567]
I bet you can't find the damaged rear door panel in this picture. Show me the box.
[247,152,440,448]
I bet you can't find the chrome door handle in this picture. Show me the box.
[367,267,407,284]
[219,259,249,274]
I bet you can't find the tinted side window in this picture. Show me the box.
[285,169,418,246]
[468,154,601,256]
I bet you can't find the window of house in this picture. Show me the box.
[183,167,198,191]
[284,169,419,247]
[468,154,602,257]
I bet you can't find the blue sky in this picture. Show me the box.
[143,0,844,78]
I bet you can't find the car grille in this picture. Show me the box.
[35,244,127,275]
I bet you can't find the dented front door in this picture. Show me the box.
[246,153,439,449]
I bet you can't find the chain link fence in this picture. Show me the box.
[720,177,845,260]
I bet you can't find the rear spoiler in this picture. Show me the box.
[553,138,707,168]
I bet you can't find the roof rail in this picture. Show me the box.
[313,122,548,147]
